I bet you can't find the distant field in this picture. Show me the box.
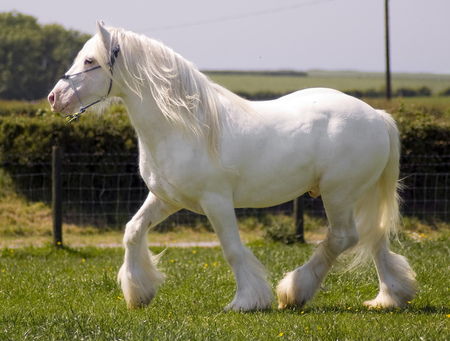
[206,70,450,95]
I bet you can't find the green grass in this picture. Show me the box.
[0,238,449,340]
[206,70,450,95]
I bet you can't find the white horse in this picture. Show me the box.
[48,22,417,311]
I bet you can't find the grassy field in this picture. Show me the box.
[0,237,449,340]
[206,70,450,95]
[2,177,449,340]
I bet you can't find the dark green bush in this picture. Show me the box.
[363,88,385,98]
[235,91,284,101]
[394,86,431,98]
[438,87,450,96]
[1,100,448,174]
[416,86,432,97]
[0,107,137,168]
[396,88,417,97]
[344,89,364,98]
[392,102,449,172]
[263,215,301,244]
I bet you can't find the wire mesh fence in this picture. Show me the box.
[1,152,449,227]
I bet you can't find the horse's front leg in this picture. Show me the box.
[118,192,179,309]
[201,193,274,311]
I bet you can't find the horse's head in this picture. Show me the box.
[48,22,119,117]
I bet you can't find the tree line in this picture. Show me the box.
[0,11,90,100]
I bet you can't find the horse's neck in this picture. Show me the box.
[125,95,170,141]
[123,91,201,163]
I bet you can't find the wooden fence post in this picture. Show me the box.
[52,146,63,248]
[293,195,305,243]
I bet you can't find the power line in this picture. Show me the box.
[140,0,336,32]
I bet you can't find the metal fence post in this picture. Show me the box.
[293,195,305,243]
[52,146,63,248]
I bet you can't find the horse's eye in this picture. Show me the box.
[84,58,94,65]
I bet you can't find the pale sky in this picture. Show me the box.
[3,0,450,74]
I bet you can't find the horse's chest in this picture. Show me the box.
[146,169,205,214]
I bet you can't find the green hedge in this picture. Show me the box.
[393,103,449,173]
[0,106,137,173]
[1,101,448,172]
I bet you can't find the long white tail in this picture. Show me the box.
[354,111,417,308]
[351,110,402,266]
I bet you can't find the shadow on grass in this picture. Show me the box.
[232,303,450,317]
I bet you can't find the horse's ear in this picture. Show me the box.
[96,20,111,51]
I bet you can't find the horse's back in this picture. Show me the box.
[276,87,343,101]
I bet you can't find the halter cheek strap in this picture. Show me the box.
[61,44,120,123]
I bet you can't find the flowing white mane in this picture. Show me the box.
[91,27,249,163]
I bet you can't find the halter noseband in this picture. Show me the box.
[60,44,120,123]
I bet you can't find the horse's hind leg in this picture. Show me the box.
[201,193,274,311]
[277,200,359,309]
[364,245,417,308]
[118,193,179,309]
[352,183,417,308]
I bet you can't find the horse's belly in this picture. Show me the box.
[234,187,308,208]
[232,164,315,208]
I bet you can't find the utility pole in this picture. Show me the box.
[385,0,392,100]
